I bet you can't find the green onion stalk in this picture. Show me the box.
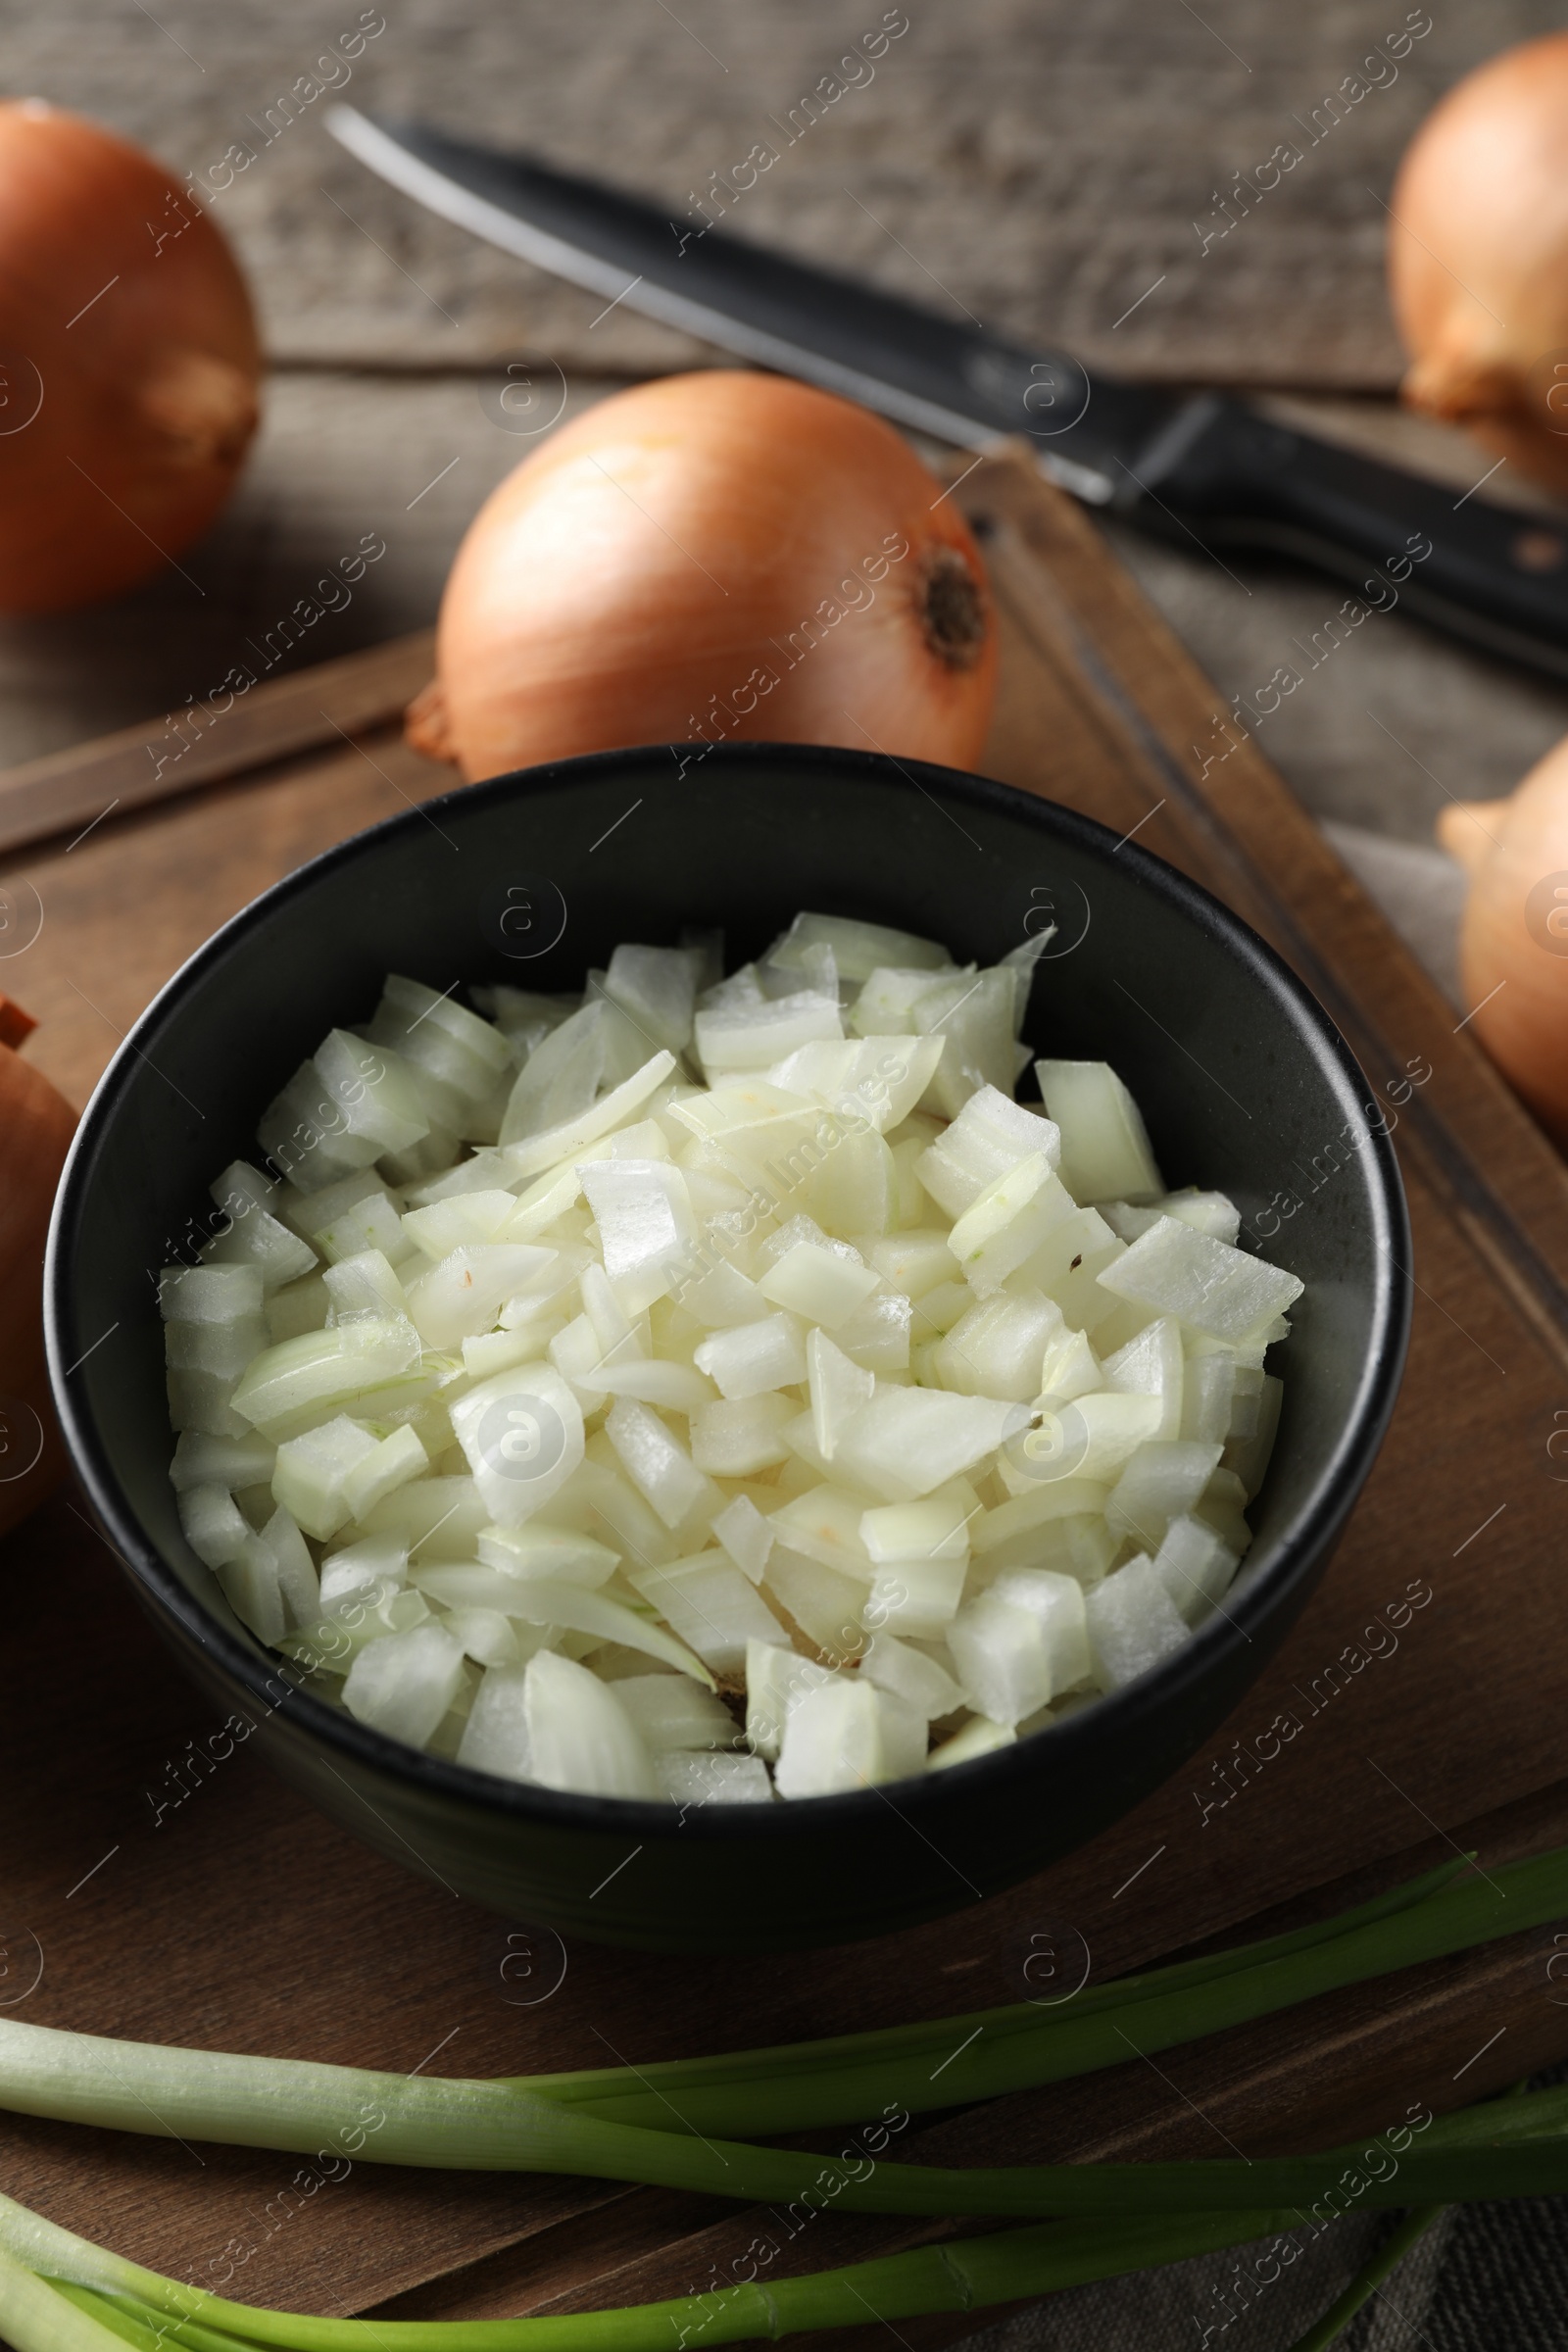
[0,1848,1562,2211]
[0,2194,1325,2352]
[2,1996,1568,2222]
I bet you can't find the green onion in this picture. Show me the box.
[518,1852,1472,2127]
[1280,2207,1444,2352]
[0,2246,137,2352]
[0,1847,1557,2201]
[24,2203,1304,2352]
[540,1849,1568,2135]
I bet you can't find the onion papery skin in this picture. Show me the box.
[0,101,261,612]
[1443,730,1568,1146]
[1389,33,1568,495]
[0,1041,74,1539]
[409,371,999,782]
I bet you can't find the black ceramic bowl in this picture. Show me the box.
[47,744,1408,1952]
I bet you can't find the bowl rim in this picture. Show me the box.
[45,739,1412,1841]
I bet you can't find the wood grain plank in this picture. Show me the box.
[0,632,435,862]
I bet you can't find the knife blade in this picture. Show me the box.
[327,104,1568,679]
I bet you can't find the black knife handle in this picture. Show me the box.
[1118,395,1568,678]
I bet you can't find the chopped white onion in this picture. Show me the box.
[170,911,1296,1802]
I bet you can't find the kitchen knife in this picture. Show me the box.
[327,104,1568,678]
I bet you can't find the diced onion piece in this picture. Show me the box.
[860,1630,967,1718]
[605,1398,720,1533]
[450,1363,585,1528]
[1157,1188,1242,1244]
[160,1264,264,1323]
[586,1356,715,1413]
[928,1714,1016,1769]
[456,1663,533,1780]
[1038,1324,1102,1403]
[694,1312,808,1399]
[690,1393,796,1476]
[948,1570,1089,1725]
[1084,1556,1190,1687]
[321,1249,411,1325]
[1045,1390,1165,1484]
[1153,1512,1241,1627]
[934,1288,1063,1401]
[764,1036,945,1133]
[743,1640,836,1759]
[767,911,950,984]
[865,1554,967,1636]
[580,1157,698,1308]
[318,1031,433,1157]
[164,1312,268,1381]
[1102,1315,1185,1441]
[675,1253,769,1330]
[762,1547,866,1664]
[1035,1058,1163,1204]
[214,1534,289,1646]
[1096,1214,1303,1341]
[564,1450,681,1566]
[414,1561,546,1612]
[204,1202,318,1291]
[230,1320,428,1444]
[831,1286,911,1372]
[1104,1440,1224,1552]
[603,943,702,1054]
[343,1622,466,1748]
[757,1239,878,1328]
[522,1650,661,1798]
[341,1425,429,1522]
[657,1750,773,1806]
[831,1385,1027,1503]
[946,1153,1075,1298]
[176,1482,251,1570]
[1226,1371,1283,1498]
[970,1477,1111,1557]
[405,1243,556,1350]
[806,1327,875,1459]
[865,1230,957,1300]
[614,1674,740,1752]
[710,1493,774,1582]
[366,974,513,1134]
[319,1533,408,1612]
[503,1051,677,1180]
[916,1085,1060,1219]
[402,1191,520,1259]
[315,1192,415,1269]
[768,1484,875,1579]
[357,1473,487,1557]
[166,1366,250,1439]
[906,967,1017,1119]
[793,1123,897,1242]
[478,1571,712,1684]
[860,1489,975,1564]
[256,1505,320,1627]
[629,1552,791,1676]
[170,1430,277,1494]
[773,1677,914,1797]
[271,1414,381,1542]
[440,1606,521,1668]
[475,1521,620,1586]
[665,1075,815,1142]
[695,989,843,1078]
[500,1003,608,1144]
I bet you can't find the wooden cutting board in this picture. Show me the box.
[3,448,1568,2345]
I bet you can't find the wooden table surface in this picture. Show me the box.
[6,11,1568,2346]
